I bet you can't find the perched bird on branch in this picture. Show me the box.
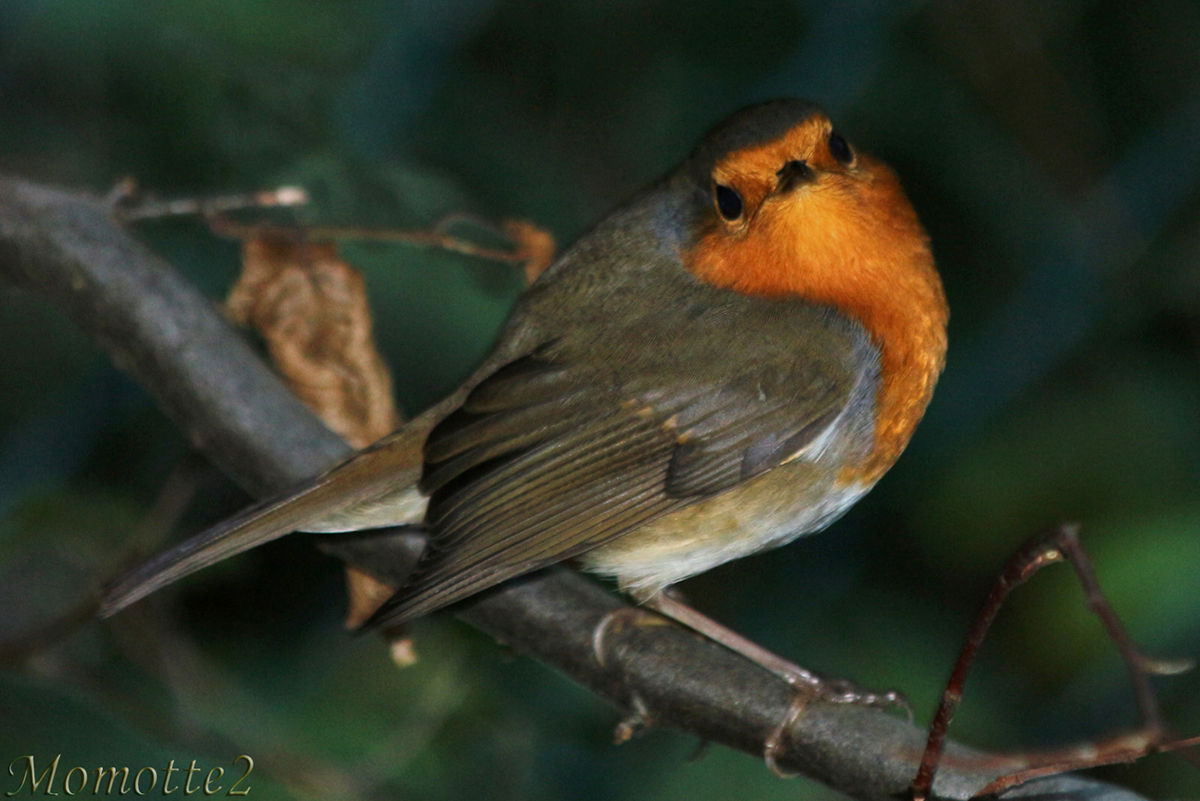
[101,99,947,701]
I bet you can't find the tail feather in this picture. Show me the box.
[101,478,331,617]
[100,441,427,618]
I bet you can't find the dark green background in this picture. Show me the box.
[2,1,1199,798]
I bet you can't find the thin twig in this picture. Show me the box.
[112,185,309,221]
[912,524,1193,800]
[207,216,531,265]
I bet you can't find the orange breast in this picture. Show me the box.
[684,157,948,484]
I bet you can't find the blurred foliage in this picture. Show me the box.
[1,0,1200,798]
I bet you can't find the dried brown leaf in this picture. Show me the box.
[389,637,419,667]
[226,233,402,450]
[344,565,415,664]
[502,219,556,284]
[342,564,400,630]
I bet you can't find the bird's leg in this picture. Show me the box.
[637,588,908,710]
[634,588,909,778]
[590,585,908,776]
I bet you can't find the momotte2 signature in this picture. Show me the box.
[5,755,253,797]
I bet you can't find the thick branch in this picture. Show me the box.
[0,176,1151,801]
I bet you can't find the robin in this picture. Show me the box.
[101,98,947,709]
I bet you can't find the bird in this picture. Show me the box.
[100,99,948,702]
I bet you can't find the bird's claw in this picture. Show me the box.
[764,691,809,778]
[591,606,664,668]
[763,675,912,777]
[812,678,912,721]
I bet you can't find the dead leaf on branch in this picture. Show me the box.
[217,212,556,450]
[343,565,401,631]
[501,219,556,285]
[226,233,403,450]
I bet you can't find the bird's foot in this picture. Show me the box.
[591,607,670,745]
[633,587,909,777]
[764,692,810,778]
[591,605,671,669]
[762,672,911,778]
[788,670,910,714]
[639,588,908,706]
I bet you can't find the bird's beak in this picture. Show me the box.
[775,160,815,193]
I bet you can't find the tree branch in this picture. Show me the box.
[0,176,1153,801]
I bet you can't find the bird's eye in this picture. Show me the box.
[714,184,743,220]
[828,131,853,164]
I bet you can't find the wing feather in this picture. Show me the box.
[362,295,872,630]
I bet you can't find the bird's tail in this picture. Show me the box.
[99,429,429,618]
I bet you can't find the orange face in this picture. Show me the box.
[705,114,856,239]
[684,113,949,483]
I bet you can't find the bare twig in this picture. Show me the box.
[111,182,309,221]
[206,211,555,280]
[912,524,1195,800]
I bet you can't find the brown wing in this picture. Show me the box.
[362,296,873,630]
